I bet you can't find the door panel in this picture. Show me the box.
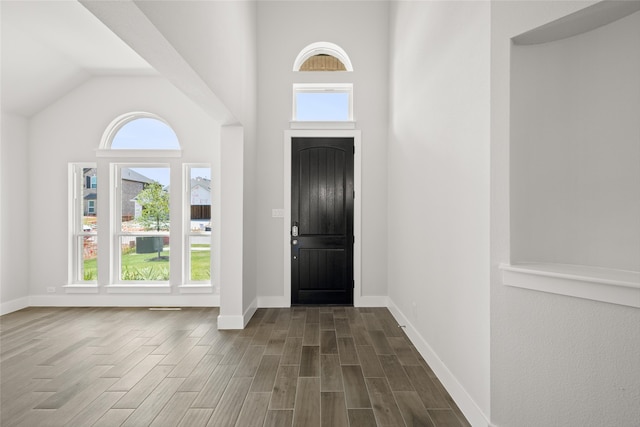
[292,137,354,305]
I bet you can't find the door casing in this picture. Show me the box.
[283,129,361,307]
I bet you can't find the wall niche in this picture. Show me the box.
[502,2,640,308]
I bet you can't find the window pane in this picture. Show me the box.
[81,235,97,281]
[83,168,98,230]
[120,236,170,281]
[121,167,170,232]
[296,92,349,121]
[190,237,211,281]
[190,168,211,231]
[111,118,179,150]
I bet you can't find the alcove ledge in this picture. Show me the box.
[499,263,640,308]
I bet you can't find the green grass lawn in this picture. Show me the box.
[82,246,211,281]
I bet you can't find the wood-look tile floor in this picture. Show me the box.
[0,307,471,427]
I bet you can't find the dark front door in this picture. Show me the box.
[291,137,354,305]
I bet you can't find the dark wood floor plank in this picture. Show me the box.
[92,408,135,427]
[250,355,281,392]
[388,336,420,366]
[292,377,320,427]
[320,330,338,355]
[234,345,265,377]
[206,377,252,427]
[264,409,293,427]
[428,409,465,427]
[403,365,450,409]
[320,354,344,392]
[334,318,352,337]
[234,392,270,427]
[369,330,394,355]
[365,377,406,426]
[379,354,415,391]
[341,365,371,409]
[168,345,209,378]
[178,354,223,392]
[300,346,320,377]
[303,322,320,346]
[269,365,298,409]
[191,363,236,408]
[356,345,385,378]
[102,344,157,378]
[337,337,359,365]
[281,337,303,365]
[265,329,288,355]
[321,391,349,427]
[288,320,305,338]
[348,408,378,427]
[149,391,196,427]
[319,312,335,330]
[305,308,320,324]
[395,390,436,427]
[177,408,213,427]
[108,354,165,392]
[120,377,185,426]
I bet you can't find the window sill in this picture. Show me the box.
[499,263,640,308]
[106,284,171,294]
[179,284,214,294]
[64,284,99,294]
[290,121,356,130]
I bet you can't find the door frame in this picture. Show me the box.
[283,129,362,307]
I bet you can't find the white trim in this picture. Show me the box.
[290,121,356,130]
[283,129,362,307]
[354,296,388,308]
[217,300,256,329]
[257,296,290,308]
[293,41,354,72]
[244,298,258,325]
[99,111,179,150]
[96,149,182,158]
[1,297,29,315]
[63,284,99,294]
[28,294,219,307]
[387,298,492,427]
[106,285,171,294]
[179,285,215,294]
[500,263,640,308]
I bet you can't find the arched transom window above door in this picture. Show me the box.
[293,42,353,72]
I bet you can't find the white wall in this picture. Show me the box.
[256,1,389,303]
[388,2,491,425]
[510,10,640,271]
[491,2,640,426]
[0,113,30,313]
[133,1,259,316]
[27,76,219,303]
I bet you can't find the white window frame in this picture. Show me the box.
[112,163,171,287]
[183,164,213,289]
[66,163,98,289]
[87,200,95,214]
[291,83,355,128]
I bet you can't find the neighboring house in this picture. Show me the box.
[82,168,97,217]
[190,177,211,220]
[120,168,154,221]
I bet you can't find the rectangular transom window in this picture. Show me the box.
[293,83,353,121]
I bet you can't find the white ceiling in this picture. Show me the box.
[1,1,157,117]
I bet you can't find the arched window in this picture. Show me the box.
[293,42,353,72]
[99,112,181,154]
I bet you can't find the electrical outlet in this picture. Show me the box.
[46,287,56,293]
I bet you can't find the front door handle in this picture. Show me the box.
[292,224,299,237]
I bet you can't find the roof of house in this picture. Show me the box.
[121,168,154,184]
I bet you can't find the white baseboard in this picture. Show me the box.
[0,296,29,315]
[355,295,388,307]
[387,298,491,427]
[257,296,290,307]
[217,298,258,330]
[28,294,220,307]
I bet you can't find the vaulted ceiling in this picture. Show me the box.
[1,1,156,117]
